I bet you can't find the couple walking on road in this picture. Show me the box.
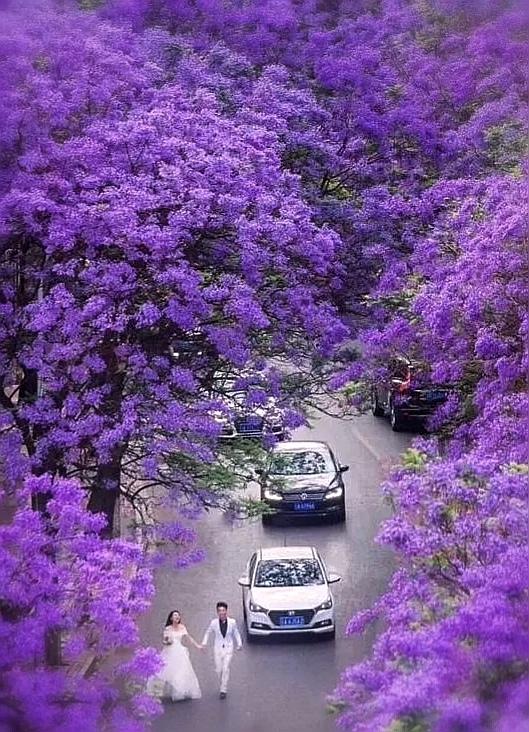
[147,601,243,702]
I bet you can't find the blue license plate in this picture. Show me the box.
[294,502,315,511]
[425,390,444,402]
[279,616,304,627]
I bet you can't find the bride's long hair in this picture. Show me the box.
[165,609,181,627]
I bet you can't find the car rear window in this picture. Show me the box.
[269,450,332,475]
[254,558,324,587]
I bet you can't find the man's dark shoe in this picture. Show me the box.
[219,692,227,700]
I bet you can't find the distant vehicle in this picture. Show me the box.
[258,441,348,523]
[238,546,340,641]
[371,355,451,431]
[170,330,212,365]
[211,371,285,440]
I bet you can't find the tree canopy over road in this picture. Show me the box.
[0,1,528,730]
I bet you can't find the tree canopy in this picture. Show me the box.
[1,0,528,730]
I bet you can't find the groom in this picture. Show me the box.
[201,601,243,699]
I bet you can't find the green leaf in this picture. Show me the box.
[401,448,428,473]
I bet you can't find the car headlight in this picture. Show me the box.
[249,601,268,613]
[323,486,343,501]
[212,410,230,424]
[315,598,333,612]
[264,488,283,502]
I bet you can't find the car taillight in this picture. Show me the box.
[398,373,411,393]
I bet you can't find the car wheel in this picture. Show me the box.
[246,629,258,643]
[336,506,346,523]
[371,389,384,417]
[262,513,274,526]
[389,400,406,432]
[322,628,336,641]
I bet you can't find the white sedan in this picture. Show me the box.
[238,546,340,640]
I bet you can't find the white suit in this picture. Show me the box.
[202,617,242,693]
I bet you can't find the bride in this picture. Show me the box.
[147,609,202,701]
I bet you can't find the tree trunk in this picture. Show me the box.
[87,456,123,538]
[86,366,126,537]
[44,628,62,667]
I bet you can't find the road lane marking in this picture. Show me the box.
[350,424,396,464]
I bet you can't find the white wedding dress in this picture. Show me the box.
[147,627,202,701]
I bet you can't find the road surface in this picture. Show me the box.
[142,412,411,732]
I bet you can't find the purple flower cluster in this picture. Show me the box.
[315,3,529,730]
[1,0,528,729]
[0,474,159,732]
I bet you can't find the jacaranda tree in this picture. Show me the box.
[0,2,346,529]
[1,0,529,730]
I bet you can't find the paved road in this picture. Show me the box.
[142,413,411,732]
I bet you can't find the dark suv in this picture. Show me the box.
[371,356,450,431]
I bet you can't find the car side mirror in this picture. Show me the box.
[339,465,349,473]
[238,576,250,587]
[327,572,341,584]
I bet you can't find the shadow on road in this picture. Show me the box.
[262,517,349,529]
[246,633,335,646]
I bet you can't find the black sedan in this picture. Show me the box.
[258,441,348,524]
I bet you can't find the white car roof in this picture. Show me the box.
[258,546,317,560]
[271,440,331,454]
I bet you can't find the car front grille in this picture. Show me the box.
[283,492,325,502]
[269,609,315,626]
[234,416,264,434]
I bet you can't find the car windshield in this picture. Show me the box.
[269,450,333,475]
[254,558,324,587]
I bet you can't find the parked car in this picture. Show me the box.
[169,329,216,368]
[238,546,340,641]
[211,371,285,440]
[258,441,348,523]
[371,355,451,431]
